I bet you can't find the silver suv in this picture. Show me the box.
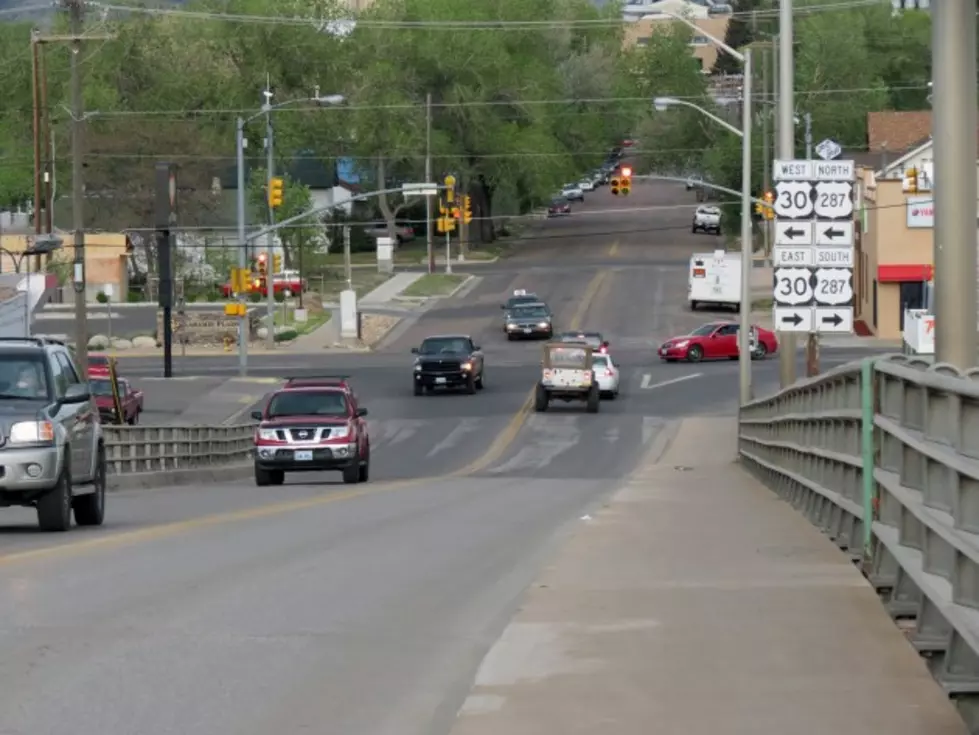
[0,338,106,531]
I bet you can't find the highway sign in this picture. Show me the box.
[812,160,855,181]
[813,267,853,306]
[774,181,815,219]
[774,267,814,306]
[402,182,438,196]
[774,307,813,332]
[814,220,854,246]
[815,139,842,161]
[813,181,854,219]
[773,160,813,181]
[773,247,814,267]
[813,247,854,268]
[774,220,813,246]
[814,307,853,333]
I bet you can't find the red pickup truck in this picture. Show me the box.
[90,376,144,425]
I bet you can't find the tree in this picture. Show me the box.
[0,21,38,209]
[712,0,761,75]
[246,169,318,270]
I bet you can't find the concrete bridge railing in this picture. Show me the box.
[738,354,979,727]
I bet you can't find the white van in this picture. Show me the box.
[688,250,741,311]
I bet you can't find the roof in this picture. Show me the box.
[867,110,933,153]
[876,137,935,175]
[423,334,472,340]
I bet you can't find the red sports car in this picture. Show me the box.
[658,321,778,363]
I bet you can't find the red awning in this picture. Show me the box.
[878,264,933,282]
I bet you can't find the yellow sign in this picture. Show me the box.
[230,267,251,294]
[224,302,247,317]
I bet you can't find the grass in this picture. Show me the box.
[272,306,330,335]
[304,270,394,302]
[314,239,511,266]
[401,274,467,298]
[752,297,774,311]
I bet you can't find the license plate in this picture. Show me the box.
[523,328,532,333]
[435,377,446,384]
[294,450,313,461]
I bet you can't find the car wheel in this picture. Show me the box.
[465,374,477,395]
[690,300,699,311]
[691,226,697,233]
[73,445,106,527]
[413,382,423,396]
[127,411,139,426]
[686,345,704,363]
[752,342,768,360]
[359,448,370,482]
[586,385,600,413]
[268,470,285,486]
[608,390,618,400]
[342,458,361,484]
[534,383,549,412]
[37,461,72,532]
[476,370,485,390]
[255,466,273,486]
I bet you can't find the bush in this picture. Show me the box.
[127,290,144,303]
[95,291,109,304]
[274,290,286,303]
[249,292,261,303]
[274,328,298,343]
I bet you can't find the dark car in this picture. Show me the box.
[412,334,485,395]
[505,302,554,340]
[547,197,571,217]
[502,290,542,328]
[251,385,370,486]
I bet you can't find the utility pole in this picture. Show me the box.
[761,45,771,259]
[264,84,276,351]
[40,46,54,240]
[69,0,88,375]
[777,1,796,388]
[343,225,352,290]
[932,0,977,367]
[425,93,434,274]
[31,34,42,241]
[802,111,819,377]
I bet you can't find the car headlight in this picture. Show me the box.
[506,322,517,330]
[674,340,689,349]
[538,321,550,328]
[461,362,473,371]
[9,420,54,443]
[414,363,422,371]
[330,426,351,439]
[257,428,279,441]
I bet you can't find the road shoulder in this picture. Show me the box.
[447,416,967,735]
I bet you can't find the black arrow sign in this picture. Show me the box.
[782,226,806,240]
[780,313,804,326]
[822,226,846,240]
[821,313,844,327]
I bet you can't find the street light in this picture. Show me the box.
[657,11,752,404]
[234,90,345,374]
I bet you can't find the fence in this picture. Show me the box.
[103,423,255,475]
[738,355,979,726]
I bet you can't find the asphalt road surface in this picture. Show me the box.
[0,181,886,735]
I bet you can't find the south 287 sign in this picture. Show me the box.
[773,180,854,220]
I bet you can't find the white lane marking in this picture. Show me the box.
[640,372,704,390]
[427,418,481,457]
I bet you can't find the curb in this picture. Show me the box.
[443,274,476,299]
[108,462,253,492]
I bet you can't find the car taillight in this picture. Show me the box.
[604,369,613,377]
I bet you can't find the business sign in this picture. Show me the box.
[906,195,934,228]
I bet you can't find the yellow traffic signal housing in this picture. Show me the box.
[904,167,918,194]
[444,175,456,204]
[268,177,284,208]
[610,177,621,195]
[619,175,631,196]
[272,253,282,273]
[436,216,456,234]
[463,195,473,225]
[257,252,267,276]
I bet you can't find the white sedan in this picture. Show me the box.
[579,179,595,192]
[561,183,585,201]
[592,352,620,399]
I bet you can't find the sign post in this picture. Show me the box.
[771,158,855,374]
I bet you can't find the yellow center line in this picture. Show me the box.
[608,241,620,257]
[0,271,614,566]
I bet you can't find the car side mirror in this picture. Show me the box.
[473,345,481,351]
[250,410,263,421]
[356,407,368,417]
[63,383,90,403]
[410,347,419,354]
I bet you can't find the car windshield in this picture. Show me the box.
[592,355,609,368]
[0,356,49,400]
[691,324,721,336]
[512,305,549,318]
[266,390,348,418]
[558,332,602,348]
[89,355,109,366]
[548,346,588,367]
[420,337,471,354]
[90,378,123,397]
[505,296,538,309]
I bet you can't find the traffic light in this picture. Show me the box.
[463,195,473,225]
[904,167,919,194]
[437,202,456,233]
[257,252,267,276]
[755,191,775,220]
[272,253,282,273]
[444,174,456,204]
[619,167,632,196]
[268,177,284,208]
[610,176,621,195]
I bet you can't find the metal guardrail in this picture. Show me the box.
[738,354,979,728]
[103,423,256,475]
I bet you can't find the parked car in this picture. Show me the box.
[547,197,571,217]
[578,178,595,192]
[90,376,143,425]
[560,183,585,201]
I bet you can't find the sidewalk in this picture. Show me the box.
[448,417,966,735]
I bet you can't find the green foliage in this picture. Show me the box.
[0,22,37,208]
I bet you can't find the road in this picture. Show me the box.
[0,180,891,735]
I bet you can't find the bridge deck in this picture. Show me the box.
[448,417,967,735]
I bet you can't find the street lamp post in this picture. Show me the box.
[234,90,344,375]
[659,13,752,405]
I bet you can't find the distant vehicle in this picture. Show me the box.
[271,270,308,296]
[90,376,143,425]
[87,353,112,378]
[560,183,585,201]
[578,178,595,192]
[692,205,722,235]
[591,351,620,399]
[411,334,485,395]
[364,223,415,244]
[505,302,554,340]
[658,322,778,363]
[554,331,608,352]
[251,384,370,486]
[502,290,544,326]
[534,342,600,413]
[688,250,741,311]
[547,197,571,217]
[0,337,106,531]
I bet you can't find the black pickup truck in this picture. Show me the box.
[412,334,485,395]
